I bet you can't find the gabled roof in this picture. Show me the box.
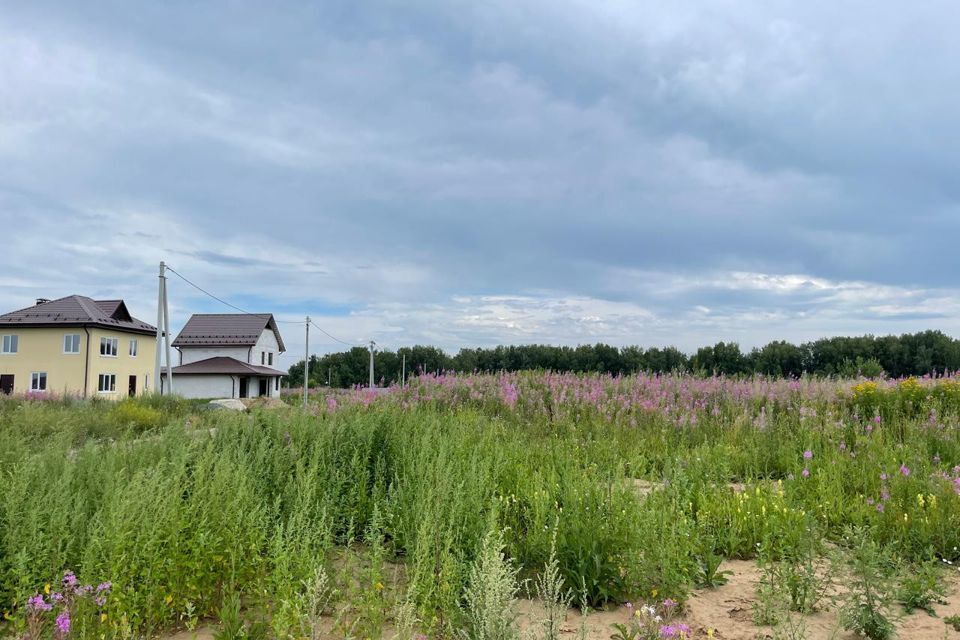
[162,356,285,377]
[172,313,285,351]
[0,295,156,335]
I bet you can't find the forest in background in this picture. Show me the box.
[286,329,960,388]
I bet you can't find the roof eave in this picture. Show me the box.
[0,321,157,336]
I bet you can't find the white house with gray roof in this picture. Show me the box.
[161,313,285,399]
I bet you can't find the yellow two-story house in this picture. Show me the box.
[0,295,158,398]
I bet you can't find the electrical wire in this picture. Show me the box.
[164,264,357,347]
[311,321,359,347]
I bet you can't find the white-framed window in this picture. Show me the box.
[129,339,138,357]
[261,352,266,365]
[1,335,18,354]
[268,352,274,366]
[100,337,118,357]
[97,374,116,393]
[30,372,47,391]
[63,334,81,354]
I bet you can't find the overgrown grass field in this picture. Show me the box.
[3,373,960,639]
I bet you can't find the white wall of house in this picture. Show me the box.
[166,374,237,399]
[179,346,250,365]
[253,329,281,368]
[167,374,282,399]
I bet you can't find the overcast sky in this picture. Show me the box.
[2,1,959,363]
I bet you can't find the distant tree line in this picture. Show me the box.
[284,330,960,388]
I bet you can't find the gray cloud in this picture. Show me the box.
[1,0,959,361]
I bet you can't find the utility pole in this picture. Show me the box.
[328,367,331,387]
[368,340,376,388]
[162,267,173,395]
[303,316,310,409]
[154,262,163,394]
[401,353,406,388]
[154,261,173,394]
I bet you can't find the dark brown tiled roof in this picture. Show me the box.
[162,356,285,376]
[172,313,285,351]
[0,295,156,335]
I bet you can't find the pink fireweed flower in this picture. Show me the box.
[326,396,337,411]
[659,623,691,638]
[55,612,70,635]
[27,594,52,612]
[874,415,882,424]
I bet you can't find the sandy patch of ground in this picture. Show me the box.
[159,558,960,640]
[677,559,960,640]
[160,627,216,640]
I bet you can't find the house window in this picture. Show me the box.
[129,339,138,357]
[64,334,81,354]
[261,352,265,365]
[98,374,116,393]
[275,377,279,391]
[100,337,118,357]
[1,335,18,354]
[31,372,47,391]
[268,353,274,366]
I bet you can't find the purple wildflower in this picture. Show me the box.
[874,415,882,424]
[55,612,70,635]
[802,468,810,478]
[880,473,888,481]
[26,594,52,612]
[900,464,911,477]
[803,450,813,459]
[62,571,77,588]
[877,503,885,513]
[96,582,111,594]
[659,623,691,638]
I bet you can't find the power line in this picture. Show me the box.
[311,320,357,347]
[164,264,355,347]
